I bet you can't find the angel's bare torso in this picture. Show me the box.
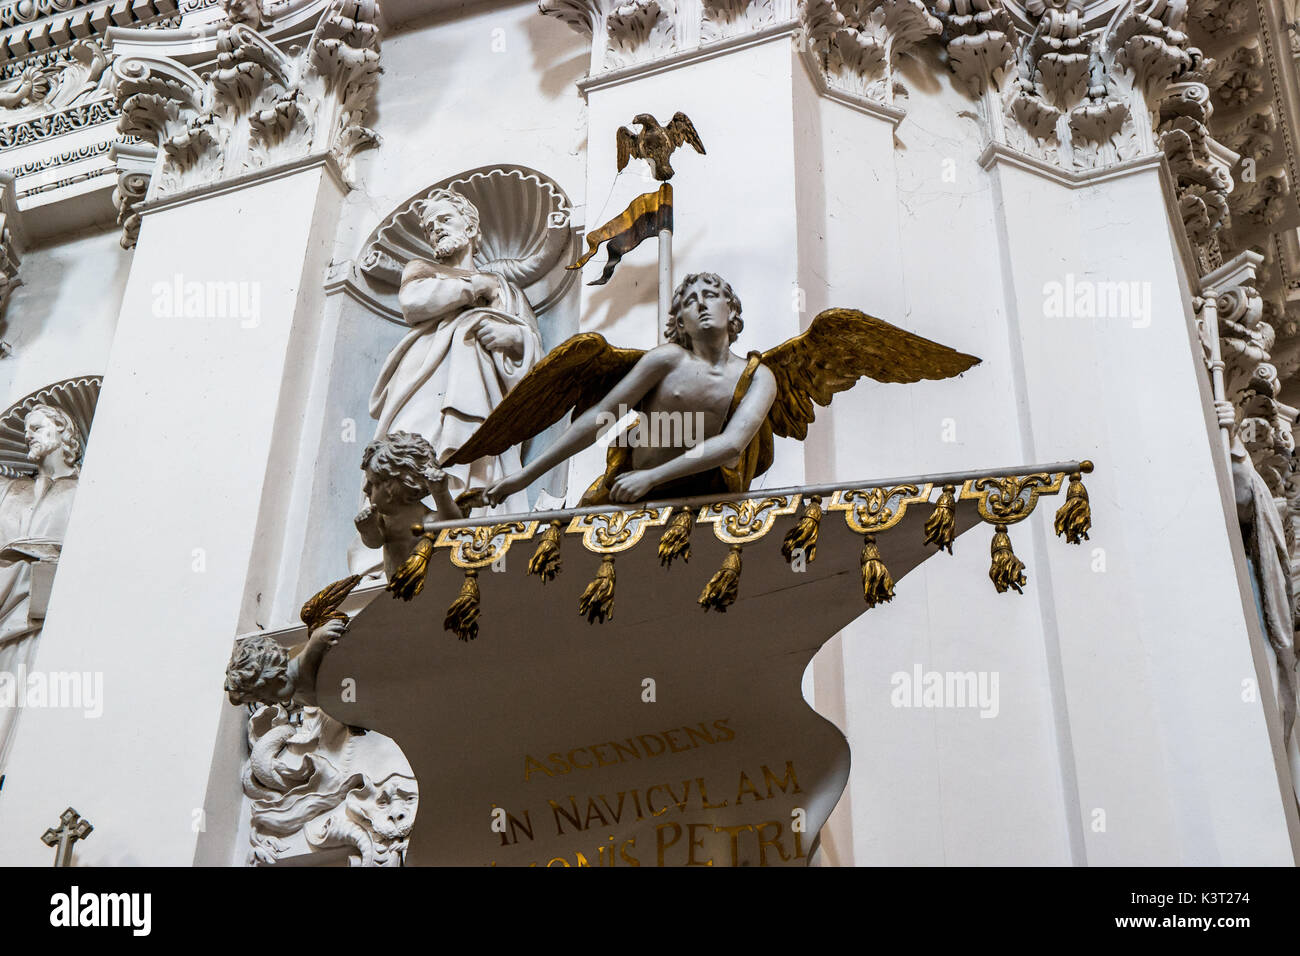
[630,344,752,470]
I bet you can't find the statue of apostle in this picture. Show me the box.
[0,404,82,773]
[368,188,544,515]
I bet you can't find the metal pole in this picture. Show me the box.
[419,459,1094,533]
[657,225,672,333]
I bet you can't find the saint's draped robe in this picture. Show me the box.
[0,473,77,772]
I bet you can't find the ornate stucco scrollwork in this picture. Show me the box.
[435,521,539,569]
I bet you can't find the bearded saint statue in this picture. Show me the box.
[0,404,82,773]
[368,188,544,513]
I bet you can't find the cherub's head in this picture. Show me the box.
[415,189,481,261]
[361,431,444,512]
[665,273,743,351]
[224,633,291,706]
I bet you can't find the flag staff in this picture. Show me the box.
[658,184,673,333]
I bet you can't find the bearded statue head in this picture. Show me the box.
[414,190,481,262]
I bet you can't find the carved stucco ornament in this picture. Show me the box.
[799,0,942,104]
[110,0,380,205]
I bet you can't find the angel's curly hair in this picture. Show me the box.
[665,273,743,349]
[361,431,443,503]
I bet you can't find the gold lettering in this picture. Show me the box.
[664,778,692,812]
[697,777,728,809]
[645,785,672,817]
[591,743,617,767]
[567,748,594,769]
[712,718,736,742]
[755,821,790,866]
[662,728,690,753]
[761,761,802,798]
[549,797,584,835]
[598,792,628,824]
[620,837,640,866]
[611,739,641,762]
[736,770,764,804]
[504,810,533,845]
[655,822,682,866]
[683,723,715,747]
[523,755,551,781]
[714,824,753,866]
[686,823,714,866]
[582,797,611,829]
[546,752,571,775]
[637,734,667,757]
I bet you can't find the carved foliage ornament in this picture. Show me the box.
[111,0,380,200]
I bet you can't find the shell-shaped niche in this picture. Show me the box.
[359,165,578,317]
[0,375,101,478]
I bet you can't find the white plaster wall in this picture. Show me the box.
[0,165,344,865]
[0,227,129,406]
[793,54,1073,865]
[337,0,589,278]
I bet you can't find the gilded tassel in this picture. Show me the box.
[658,507,695,568]
[388,535,436,602]
[529,520,564,582]
[1054,471,1092,545]
[781,495,822,564]
[443,569,480,641]
[860,534,895,608]
[699,545,743,612]
[923,485,957,555]
[989,524,1027,594]
[578,555,616,624]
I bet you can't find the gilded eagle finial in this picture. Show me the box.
[616,111,706,181]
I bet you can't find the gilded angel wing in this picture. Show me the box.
[300,574,362,629]
[666,112,706,155]
[443,333,645,466]
[616,126,637,173]
[762,308,981,439]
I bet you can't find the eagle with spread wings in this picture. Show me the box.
[444,278,980,508]
[616,112,706,181]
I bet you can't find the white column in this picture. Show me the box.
[0,157,345,865]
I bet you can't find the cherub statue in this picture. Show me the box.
[451,272,980,507]
[355,431,462,576]
[225,576,361,709]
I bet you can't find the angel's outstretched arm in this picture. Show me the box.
[608,364,778,503]
[483,346,677,506]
